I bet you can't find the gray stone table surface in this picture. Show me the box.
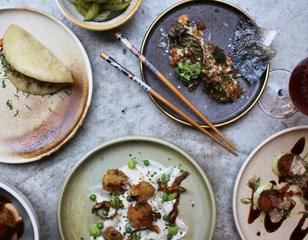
[0,0,308,239]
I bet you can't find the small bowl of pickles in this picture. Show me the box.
[57,0,142,31]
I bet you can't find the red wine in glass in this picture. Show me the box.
[289,57,308,116]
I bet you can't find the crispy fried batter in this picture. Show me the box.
[130,181,155,202]
[127,203,160,233]
[0,207,17,228]
[0,223,9,239]
[102,226,123,240]
[0,204,20,240]
[102,169,128,194]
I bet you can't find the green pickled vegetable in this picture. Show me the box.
[104,1,131,11]
[84,0,107,2]
[75,5,88,17]
[84,2,100,21]
[69,0,131,22]
[94,10,123,22]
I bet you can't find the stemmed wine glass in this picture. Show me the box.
[259,57,308,118]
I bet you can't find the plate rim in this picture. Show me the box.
[57,135,217,240]
[232,125,308,240]
[139,0,270,128]
[0,7,93,164]
[0,181,40,240]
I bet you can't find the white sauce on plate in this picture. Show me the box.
[89,160,188,240]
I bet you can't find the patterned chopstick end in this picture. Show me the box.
[100,52,109,60]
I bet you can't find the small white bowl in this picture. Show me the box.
[0,182,40,240]
[56,0,142,31]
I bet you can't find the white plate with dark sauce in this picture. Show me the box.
[233,126,308,240]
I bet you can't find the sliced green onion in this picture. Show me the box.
[89,194,97,201]
[167,193,177,201]
[125,227,132,233]
[126,195,133,202]
[240,198,251,205]
[96,222,104,229]
[162,193,169,202]
[143,160,150,166]
[128,159,137,169]
[102,209,109,216]
[168,225,179,236]
[160,173,170,183]
[88,224,101,237]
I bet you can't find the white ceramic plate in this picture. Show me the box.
[0,8,92,164]
[233,126,308,240]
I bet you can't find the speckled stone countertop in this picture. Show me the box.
[0,0,308,239]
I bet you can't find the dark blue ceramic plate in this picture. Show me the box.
[140,0,269,127]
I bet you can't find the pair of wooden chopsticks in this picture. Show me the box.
[100,51,237,156]
[110,32,237,156]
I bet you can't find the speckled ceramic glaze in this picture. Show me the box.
[233,126,308,240]
[140,0,269,127]
[0,182,40,240]
[56,0,142,31]
[0,8,92,163]
[58,136,216,240]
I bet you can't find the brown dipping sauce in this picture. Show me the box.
[247,185,308,240]
[290,213,308,240]
[0,195,24,239]
[263,200,295,233]
[247,190,261,224]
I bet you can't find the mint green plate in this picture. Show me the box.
[58,136,216,240]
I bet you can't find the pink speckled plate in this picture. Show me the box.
[233,126,308,240]
[0,8,92,164]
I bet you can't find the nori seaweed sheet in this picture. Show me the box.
[231,17,277,85]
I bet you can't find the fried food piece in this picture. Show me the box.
[0,203,20,240]
[0,223,10,239]
[102,169,128,194]
[130,181,155,202]
[0,206,17,228]
[102,226,123,240]
[258,189,279,213]
[127,203,160,233]
[177,15,190,26]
